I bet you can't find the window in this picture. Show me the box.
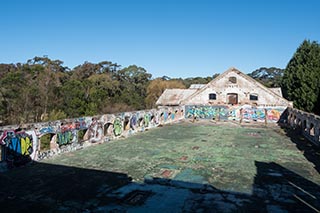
[229,76,237,83]
[250,94,258,101]
[209,93,216,100]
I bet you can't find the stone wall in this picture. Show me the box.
[286,107,320,146]
[0,106,184,170]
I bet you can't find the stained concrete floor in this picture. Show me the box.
[1,121,320,212]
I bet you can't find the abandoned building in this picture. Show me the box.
[156,67,292,107]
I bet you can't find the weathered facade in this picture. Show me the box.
[157,67,292,107]
[156,68,292,123]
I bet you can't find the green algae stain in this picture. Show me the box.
[43,122,320,190]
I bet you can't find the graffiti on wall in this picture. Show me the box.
[185,106,228,120]
[0,106,185,165]
[185,105,285,122]
[130,114,137,130]
[113,118,123,136]
[0,130,35,167]
[87,118,103,143]
[144,114,150,127]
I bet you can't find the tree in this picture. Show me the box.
[182,76,214,88]
[248,67,284,88]
[115,65,152,109]
[282,40,320,115]
[145,78,186,108]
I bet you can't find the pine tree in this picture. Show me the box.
[282,40,320,115]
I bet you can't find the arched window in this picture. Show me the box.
[250,94,258,101]
[209,93,216,100]
[229,76,237,83]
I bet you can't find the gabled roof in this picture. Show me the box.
[156,89,196,106]
[181,67,290,105]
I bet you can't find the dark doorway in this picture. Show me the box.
[227,93,238,105]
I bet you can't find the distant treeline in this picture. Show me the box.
[0,57,214,125]
[1,40,319,125]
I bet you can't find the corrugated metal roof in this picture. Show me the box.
[156,89,196,106]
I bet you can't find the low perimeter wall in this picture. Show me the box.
[286,107,320,146]
[1,104,319,171]
[0,106,184,170]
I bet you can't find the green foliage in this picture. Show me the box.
[182,76,214,88]
[45,109,67,121]
[248,67,284,88]
[282,40,320,115]
[40,134,51,151]
[0,57,153,125]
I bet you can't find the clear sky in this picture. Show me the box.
[1,0,320,78]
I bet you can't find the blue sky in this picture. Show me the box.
[1,0,320,78]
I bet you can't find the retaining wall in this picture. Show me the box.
[0,106,184,170]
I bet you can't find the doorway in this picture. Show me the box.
[227,93,238,105]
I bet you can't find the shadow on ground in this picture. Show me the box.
[0,160,319,212]
[279,125,320,174]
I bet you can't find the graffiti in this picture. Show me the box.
[185,105,285,122]
[75,118,88,130]
[0,106,185,163]
[0,130,34,167]
[267,109,281,121]
[130,115,137,130]
[57,131,74,146]
[113,118,123,136]
[87,118,103,142]
[61,123,76,132]
[163,111,168,122]
[144,114,150,127]
[185,106,228,120]
[39,126,55,135]
[1,131,33,156]
[170,112,175,120]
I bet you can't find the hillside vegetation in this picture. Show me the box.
[1,40,319,125]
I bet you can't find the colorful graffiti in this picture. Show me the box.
[185,105,285,122]
[130,115,137,130]
[185,106,228,120]
[0,131,33,156]
[144,114,150,127]
[113,118,123,136]
[0,106,185,164]
[39,126,55,135]
[267,109,282,121]
[87,118,103,142]
[0,130,34,167]
[57,131,74,146]
[75,118,88,130]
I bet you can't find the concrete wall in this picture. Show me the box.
[286,107,320,146]
[185,105,286,123]
[0,106,184,170]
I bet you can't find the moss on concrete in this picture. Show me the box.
[44,121,320,194]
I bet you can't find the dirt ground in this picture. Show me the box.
[0,121,319,212]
